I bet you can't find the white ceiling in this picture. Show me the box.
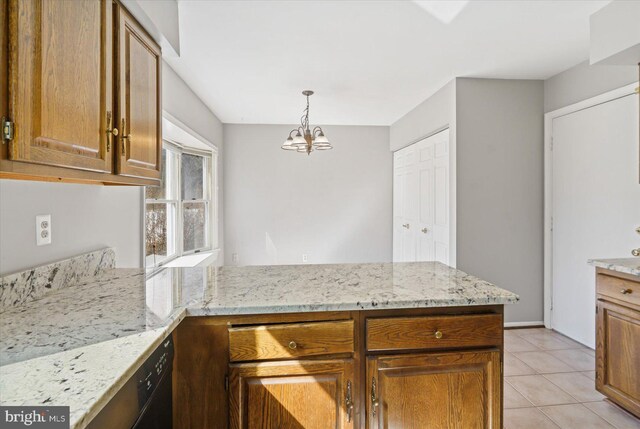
[165,0,609,126]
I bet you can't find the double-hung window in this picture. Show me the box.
[145,141,215,268]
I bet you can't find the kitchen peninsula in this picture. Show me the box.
[0,260,518,429]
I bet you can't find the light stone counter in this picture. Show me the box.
[0,261,518,429]
[588,258,640,277]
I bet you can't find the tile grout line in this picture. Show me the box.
[504,329,639,429]
[537,403,616,429]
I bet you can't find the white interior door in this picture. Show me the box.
[393,129,450,264]
[551,93,640,348]
[393,146,417,262]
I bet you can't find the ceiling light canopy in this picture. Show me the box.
[281,90,332,155]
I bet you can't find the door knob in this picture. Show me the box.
[421,228,429,234]
[402,223,410,229]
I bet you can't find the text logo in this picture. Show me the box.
[0,407,69,429]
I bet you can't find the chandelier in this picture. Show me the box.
[281,90,332,155]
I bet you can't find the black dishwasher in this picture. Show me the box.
[87,336,174,429]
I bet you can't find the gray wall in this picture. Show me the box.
[0,181,143,275]
[390,80,455,151]
[389,78,545,324]
[224,124,392,266]
[455,78,544,324]
[0,62,224,275]
[544,61,637,113]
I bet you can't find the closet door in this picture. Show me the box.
[393,146,417,262]
[416,140,435,262]
[432,130,450,265]
[393,129,450,264]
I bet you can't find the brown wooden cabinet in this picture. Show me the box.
[115,5,161,181]
[0,0,160,186]
[366,350,501,429]
[596,269,640,418]
[229,359,355,429]
[174,307,504,429]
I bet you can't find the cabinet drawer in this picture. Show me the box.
[366,314,502,352]
[228,320,354,362]
[597,274,640,308]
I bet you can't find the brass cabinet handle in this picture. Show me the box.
[635,226,640,235]
[371,376,379,417]
[434,330,443,339]
[121,118,130,157]
[345,380,353,423]
[621,289,633,295]
[402,223,410,229]
[105,111,118,151]
[632,248,640,257]
[421,228,429,234]
[288,341,297,350]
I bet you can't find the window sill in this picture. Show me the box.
[162,249,220,268]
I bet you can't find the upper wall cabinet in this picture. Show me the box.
[0,0,161,186]
[116,6,161,181]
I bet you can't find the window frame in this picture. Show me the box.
[144,140,217,269]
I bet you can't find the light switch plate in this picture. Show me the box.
[36,214,52,246]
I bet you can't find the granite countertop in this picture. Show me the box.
[588,258,640,277]
[0,261,518,429]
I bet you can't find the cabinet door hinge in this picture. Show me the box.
[224,374,229,391]
[2,117,14,142]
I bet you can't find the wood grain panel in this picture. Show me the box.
[229,320,354,362]
[366,314,502,352]
[115,4,161,181]
[8,0,113,172]
[173,321,230,429]
[596,299,640,418]
[0,0,7,162]
[597,273,640,309]
[229,359,354,429]
[367,350,501,429]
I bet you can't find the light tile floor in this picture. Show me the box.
[503,328,640,429]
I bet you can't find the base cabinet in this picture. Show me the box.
[596,271,640,418]
[366,350,501,429]
[229,359,355,429]
[174,307,504,429]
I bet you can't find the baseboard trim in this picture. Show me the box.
[504,321,545,329]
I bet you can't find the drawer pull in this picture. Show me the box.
[434,330,443,339]
[621,289,633,295]
[288,341,297,350]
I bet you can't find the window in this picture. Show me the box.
[145,141,215,268]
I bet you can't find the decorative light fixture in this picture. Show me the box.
[281,90,332,155]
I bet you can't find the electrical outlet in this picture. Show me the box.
[302,254,308,263]
[232,253,239,264]
[36,214,52,246]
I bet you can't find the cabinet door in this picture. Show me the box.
[596,299,640,417]
[229,359,355,429]
[115,5,161,181]
[8,0,113,173]
[367,350,501,429]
